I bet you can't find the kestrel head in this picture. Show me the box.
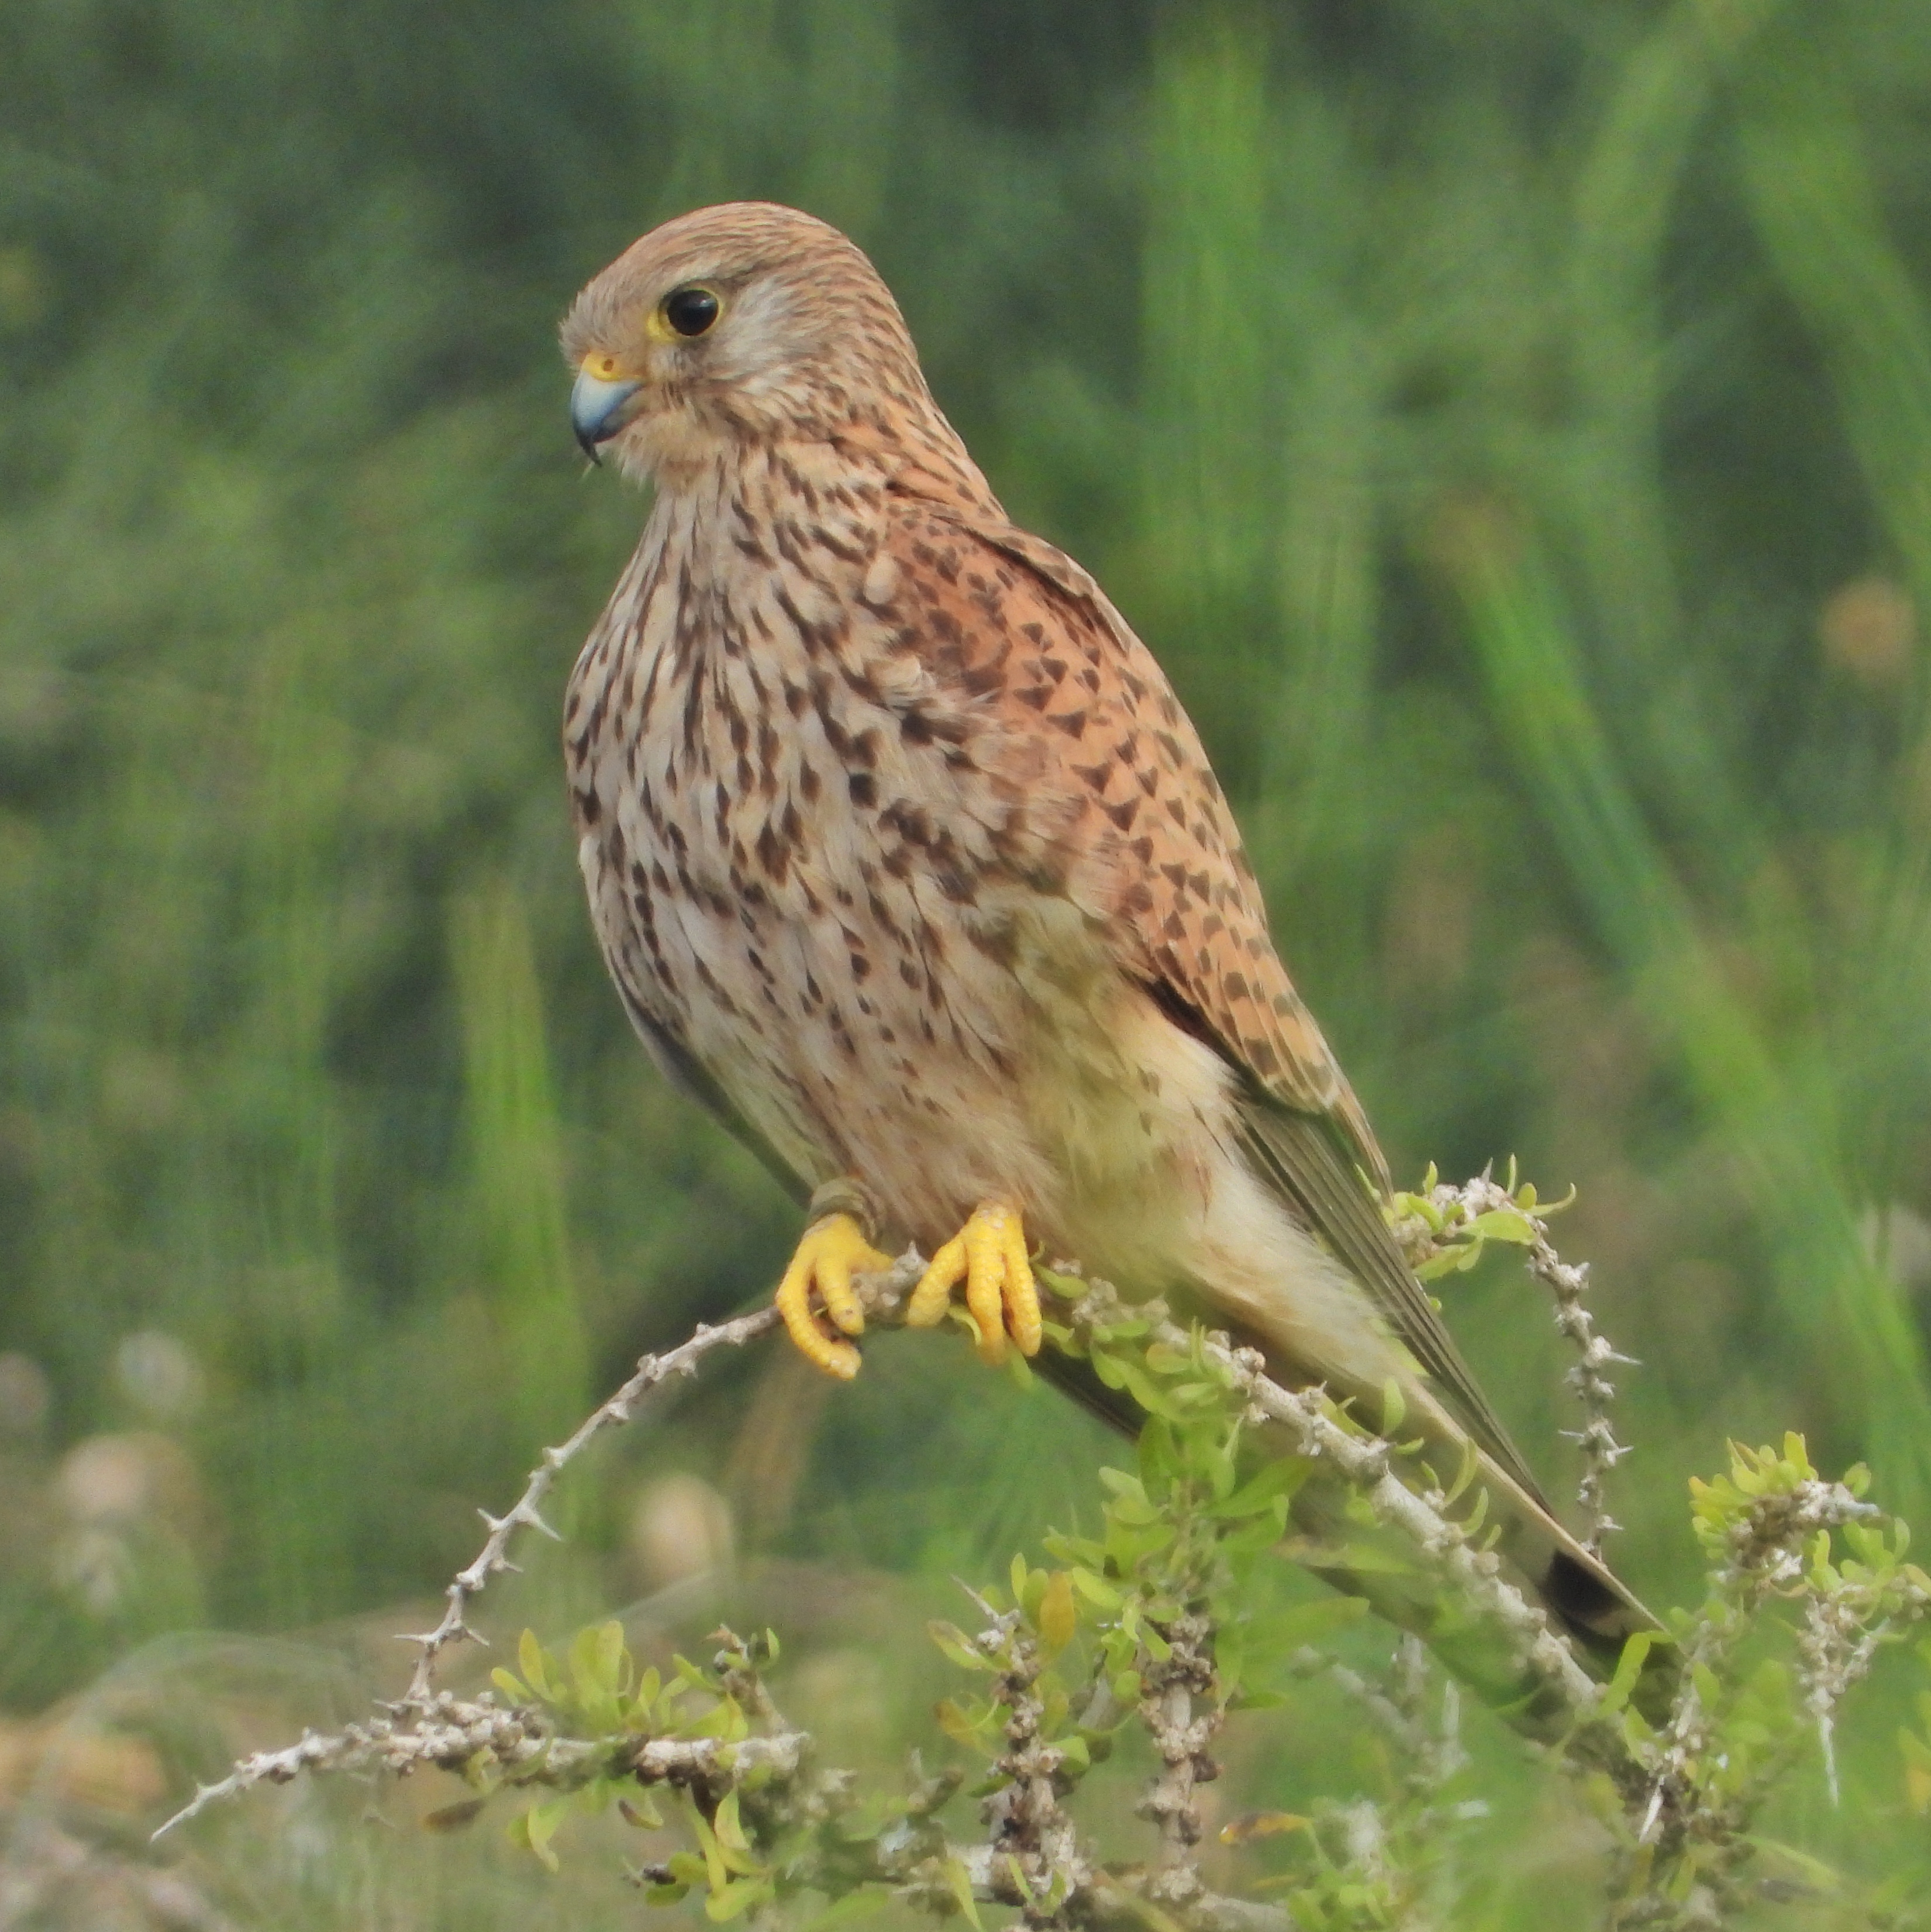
[561,202,930,484]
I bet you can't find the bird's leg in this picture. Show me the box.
[775,1178,892,1381]
[904,1202,1043,1367]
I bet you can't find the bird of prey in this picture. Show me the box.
[559,202,1656,1698]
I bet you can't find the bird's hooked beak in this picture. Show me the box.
[571,364,643,463]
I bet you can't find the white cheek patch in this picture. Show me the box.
[711,277,811,404]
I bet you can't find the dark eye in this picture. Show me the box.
[663,285,720,338]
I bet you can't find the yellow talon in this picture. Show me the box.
[775,1212,891,1380]
[905,1202,1042,1366]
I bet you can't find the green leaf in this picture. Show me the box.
[1599,1631,1654,1717]
[1441,1436,1481,1509]
[1068,1566,1123,1611]
[632,1664,663,1724]
[518,1629,553,1702]
[799,1890,894,1932]
[1013,1554,1047,1618]
[570,1618,630,1721]
[936,1698,997,1755]
[1036,1267,1088,1301]
[518,1799,566,1874]
[1139,1417,1181,1489]
[1116,1358,1187,1420]
[712,1789,760,1868]
[686,1796,729,1894]
[705,1878,775,1922]
[1039,1571,1078,1658]
[1379,1377,1405,1436]
[1213,1457,1311,1520]
[929,1621,989,1672]
[943,1857,984,1931]
[1463,1207,1536,1244]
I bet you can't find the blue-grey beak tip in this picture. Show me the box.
[571,370,643,464]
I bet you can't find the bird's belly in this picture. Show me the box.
[598,795,1187,1244]
[599,804,1367,1368]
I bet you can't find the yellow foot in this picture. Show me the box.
[775,1213,891,1381]
[904,1203,1043,1367]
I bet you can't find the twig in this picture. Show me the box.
[1063,1277,1612,1737]
[395,1301,787,1704]
[1637,1473,1882,1848]
[1396,1169,1634,1553]
[156,1258,931,1842]
[392,1252,920,1709]
[953,1587,1094,1927]
[157,1248,1620,1850]
[152,1687,812,1838]
[1136,1610,1221,1907]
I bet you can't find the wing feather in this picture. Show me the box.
[932,507,1544,1497]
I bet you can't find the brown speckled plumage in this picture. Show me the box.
[561,202,1653,1662]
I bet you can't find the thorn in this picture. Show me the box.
[520,1506,563,1541]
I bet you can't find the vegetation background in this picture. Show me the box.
[4,0,1931,1922]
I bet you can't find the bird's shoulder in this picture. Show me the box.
[876,497,1388,1187]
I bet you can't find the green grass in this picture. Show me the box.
[5,0,1931,1919]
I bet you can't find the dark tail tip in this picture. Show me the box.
[1542,1548,1642,1658]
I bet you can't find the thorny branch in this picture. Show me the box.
[143,1178,1929,1929]
[151,1281,903,1839]
[158,1692,811,1834]
[395,1295,807,1705]
[1060,1273,1616,1736]
[1392,1167,1633,1553]
[1637,1469,1892,1848]
[1136,1609,1221,1907]
[955,1586,1095,1926]
[160,1222,1624,1843]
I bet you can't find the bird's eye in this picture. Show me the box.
[663,286,721,338]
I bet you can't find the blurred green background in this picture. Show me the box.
[5,0,1931,1921]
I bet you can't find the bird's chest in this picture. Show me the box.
[567,537,1047,1183]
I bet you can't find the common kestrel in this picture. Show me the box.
[560,202,1654,1679]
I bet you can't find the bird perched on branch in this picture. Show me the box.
[560,202,1657,1708]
